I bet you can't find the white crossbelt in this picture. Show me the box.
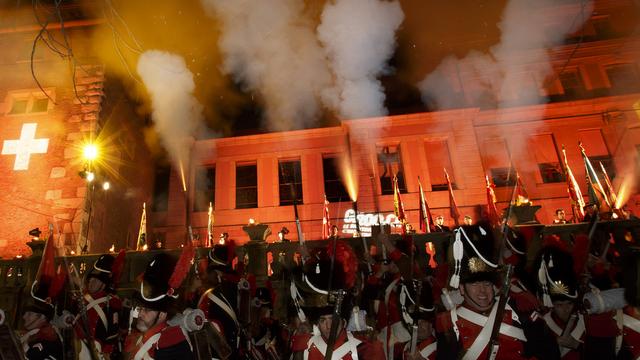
[542,312,585,357]
[134,333,161,360]
[304,332,362,360]
[83,294,109,331]
[455,303,526,360]
[205,290,239,326]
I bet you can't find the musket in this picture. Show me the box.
[409,280,423,356]
[353,201,373,274]
[323,290,346,360]
[65,258,101,360]
[487,264,514,360]
[486,169,518,360]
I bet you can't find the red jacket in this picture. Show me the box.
[292,329,384,360]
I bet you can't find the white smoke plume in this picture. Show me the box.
[200,0,331,131]
[318,0,404,120]
[419,0,593,112]
[137,50,205,178]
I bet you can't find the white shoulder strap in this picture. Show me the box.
[134,332,161,360]
[206,290,239,326]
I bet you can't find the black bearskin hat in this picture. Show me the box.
[450,222,499,288]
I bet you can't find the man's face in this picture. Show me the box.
[436,217,444,226]
[557,211,566,220]
[317,314,333,339]
[87,276,105,294]
[461,281,495,312]
[552,300,574,323]
[23,311,46,331]
[464,217,472,225]
[417,319,433,340]
[135,307,166,332]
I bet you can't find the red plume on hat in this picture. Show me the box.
[168,240,195,296]
[327,240,357,289]
[111,249,126,289]
[572,234,590,276]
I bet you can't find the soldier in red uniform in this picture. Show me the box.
[436,223,557,359]
[20,295,64,360]
[124,251,196,360]
[535,244,585,359]
[290,241,384,359]
[75,251,125,358]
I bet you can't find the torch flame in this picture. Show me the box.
[339,155,358,202]
[142,244,148,251]
[109,244,115,253]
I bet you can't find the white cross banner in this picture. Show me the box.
[2,123,49,171]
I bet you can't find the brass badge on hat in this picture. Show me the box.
[550,280,569,296]
[468,257,489,273]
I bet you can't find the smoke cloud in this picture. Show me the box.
[419,0,593,113]
[318,0,404,120]
[137,50,205,176]
[200,0,331,131]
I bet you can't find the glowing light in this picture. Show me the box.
[102,181,110,191]
[339,156,358,202]
[342,209,401,237]
[615,174,634,209]
[83,143,99,161]
[109,244,115,253]
[86,171,95,182]
[15,255,22,259]
[70,250,76,255]
[248,218,255,225]
[178,160,187,192]
[142,244,148,251]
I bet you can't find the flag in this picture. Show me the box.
[207,202,214,247]
[33,226,66,303]
[485,175,500,226]
[562,146,586,222]
[136,203,147,250]
[322,195,331,239]
[580,143,611,210]
[599,162,617,206]
[417,177,434,233]
[445,168,460,226]
[393,175,407,234]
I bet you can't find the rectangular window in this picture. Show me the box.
[378,145,406,195]
[236,163,258,209]
[491,167,517,187]
[31,98,49,113]
[606,64,640,94]
[483,139,513,187]
[323,156,350,202]
[559,70,586,98]
[279,159,303,206]
[578,129,615,179]
[9,99,28,114]
[530,134,565,183]
[425,140,456,191]
[152,165,171,212]
[193,166,215,212]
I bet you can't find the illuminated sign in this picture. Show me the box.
[1,123,49,171]
[341,209,402,237]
